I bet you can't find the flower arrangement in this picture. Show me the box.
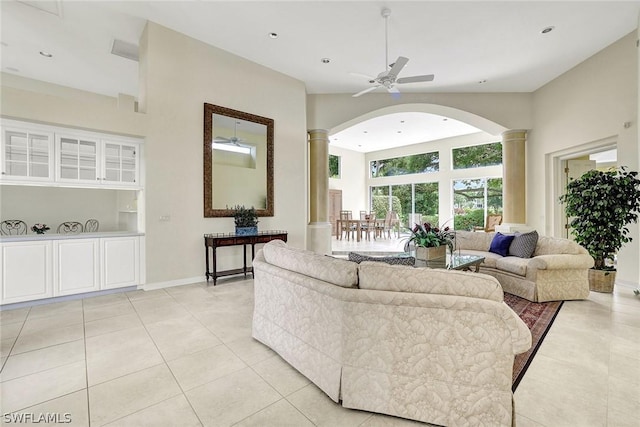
[405,222,455,249]
[31,223,50,234]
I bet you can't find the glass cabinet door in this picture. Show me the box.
[57,135,99,182]
[103,142,137,184]
[2,128,53,181]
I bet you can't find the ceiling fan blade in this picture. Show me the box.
[387,56,409,77]
[353,85,381,98]
[214,137,231,143]
[349,72,377,81]
[397,74,435,84]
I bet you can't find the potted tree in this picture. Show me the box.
[560,167,640,292]
[232,205,259,235]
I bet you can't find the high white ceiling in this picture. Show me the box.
[2,0,639,152]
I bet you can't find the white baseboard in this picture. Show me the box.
[142,276,207,291]
[0,286,137,311]
[615,279,639,289]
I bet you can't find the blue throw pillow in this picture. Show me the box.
[489,232,515,257]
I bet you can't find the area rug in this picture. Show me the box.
[503,292,563,391]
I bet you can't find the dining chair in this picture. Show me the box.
[0,220,27,236]
[473,214,503,232]
[57,221,84,234]
[362,213,377,241]
[376,211,400,239]
[338,210,355,240]
[85,219,100,232]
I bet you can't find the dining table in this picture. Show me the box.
[335,218,384,242]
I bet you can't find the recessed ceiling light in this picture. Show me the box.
[443,118,448,121]
[397,131,402,133]
[39,51,53,58]
[268,32,278,39]
[541,26,555,34]
[321,58,330,64]
[363,131,368,133]
[400,120,405,123]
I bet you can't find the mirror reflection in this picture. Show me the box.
[203,103,274,217]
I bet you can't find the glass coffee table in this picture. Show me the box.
[413,253,485,271]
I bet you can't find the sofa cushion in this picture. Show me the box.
[262,240,358,288]
[348,252,416,266]
[489,233,515,257]
[534,235,588,256]
[454,230,494,251]
[509,230,539,258]
[496,257,531,276]
[358,261,503,302]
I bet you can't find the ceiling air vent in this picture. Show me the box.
[17,1,63,17]
[111,39,139,62]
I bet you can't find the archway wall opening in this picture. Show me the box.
[311,92,531,236]
[306,92,532,135]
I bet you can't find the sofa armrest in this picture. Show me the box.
[529,254,594,270]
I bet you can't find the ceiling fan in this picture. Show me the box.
[213,120,247,147]
[352,8,434,98]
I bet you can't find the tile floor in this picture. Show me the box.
[0,237,638,426]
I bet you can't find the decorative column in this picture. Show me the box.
[307,129,332,254]
[498,129,530,232]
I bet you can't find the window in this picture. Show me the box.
[452,142,502,169]
[329,154,340,178]
[371,151,439,177]
[453,178,503,230]
[370,182,439,228]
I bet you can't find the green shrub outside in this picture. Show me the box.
[454,209,485,231]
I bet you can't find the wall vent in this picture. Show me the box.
[111,39,139,62]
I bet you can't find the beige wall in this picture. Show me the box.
[140,22,308,285]
[328,146,366,214]
[529,31,638,285]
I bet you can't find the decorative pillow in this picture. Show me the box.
[348,252,416,266]
[488,232,515,257]
[509,230,539,258]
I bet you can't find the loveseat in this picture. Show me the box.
[252,240,531,426]
[454,230,594,302]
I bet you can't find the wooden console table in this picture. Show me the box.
[204,230,287,285]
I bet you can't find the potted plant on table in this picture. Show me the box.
[404,222,455,260]
[232,205,259,236]
[559,167,640,293]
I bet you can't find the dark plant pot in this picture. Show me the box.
[236,226,258,236]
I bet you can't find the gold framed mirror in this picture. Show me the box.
[203,103,274,217]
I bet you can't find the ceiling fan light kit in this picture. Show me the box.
[352,7,435,98]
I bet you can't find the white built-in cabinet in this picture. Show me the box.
[101,236,140,289]
[0,118,145,305]
[54,239,100,296]
[0,240,53,304]
[56,134,139,186]
[1,119,141,189]
[1,125,54,182]
[1,235,142,305]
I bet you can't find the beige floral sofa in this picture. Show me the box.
[252,240,531,426]
[454,230,594,302]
